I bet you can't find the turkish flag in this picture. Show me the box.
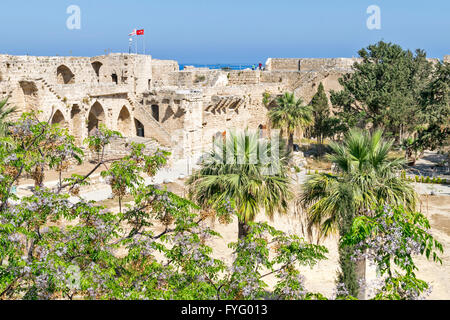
[136,29,144,35]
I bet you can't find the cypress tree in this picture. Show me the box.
[336,184,359,298]
[310,82,330,144]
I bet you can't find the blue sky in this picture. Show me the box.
[0,0,449,64]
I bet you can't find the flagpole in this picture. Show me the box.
[143,32,146,55]
[135,28,138,54]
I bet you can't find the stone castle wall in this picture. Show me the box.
[1,52,448,163]
[265,57,362,72]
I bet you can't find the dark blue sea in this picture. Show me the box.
[179,63,254,71]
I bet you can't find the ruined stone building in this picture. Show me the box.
[1,53,448,165]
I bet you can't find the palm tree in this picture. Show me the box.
[268,92,312,151]
[0,98,16,136]
[187,129,292,240]
[300,129,417,299]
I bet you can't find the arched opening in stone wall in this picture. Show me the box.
[151,105,160,122]
[57,65,75,84]
[117,106,132,136]
[70,104,82,144]
[258,124,264,138]
[51,110,66,126]
[91,61,102,80]
[134,119,145,137]
[19,81,39,112]
[88,102,105,135]
[111,73,118,84]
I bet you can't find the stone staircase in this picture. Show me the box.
[105,136,163,158]
[126,93,173,147]
[36,77,63,100]
[205,95,245,114]
[290,71,327,92]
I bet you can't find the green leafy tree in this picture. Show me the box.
[342,205,443,300]
[268,92,312,151]
[300,129,417,298]
[0,98,16,137]
[0,112,443,300]
[186,129,292,240]
[414,61,450,151]
[330,41,433,140]
[311,83,331,144]
[0,115,329,300]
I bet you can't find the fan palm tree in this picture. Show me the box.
[0,98,16,137]
[300,129,417,298]
[268,92,312,151]
[187,129,292,240]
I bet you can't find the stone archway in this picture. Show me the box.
[151,105,160,122]
[91,61,102,80]
[18,81,39,112]
[57,65,75,84]
[134,119,145,137]
[70,104,83,144]
[111,73,118,84]
[88,102,105,135]
[51,110,66,126]
[117,106,132,136]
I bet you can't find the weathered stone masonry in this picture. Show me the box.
[1,53,448,163]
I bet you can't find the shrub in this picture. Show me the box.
[437,178,442,184]
[194,75,206,83]
[415,176,420,183]
[425,176,431,183]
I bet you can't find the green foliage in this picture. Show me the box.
[310,83,330,144]
[186,129,292,239]
[0,117,329,300]
[330,41,433,139]
[301,129,417,239]
[342,205,443,300]
[301,129,417,296]
[0,105,445,300]
[268,92,312,150]
[262,91,272,107]
[414,62,450,151]
[309,83,344,143]
[0,98,16,137]
[84,124,122,162]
